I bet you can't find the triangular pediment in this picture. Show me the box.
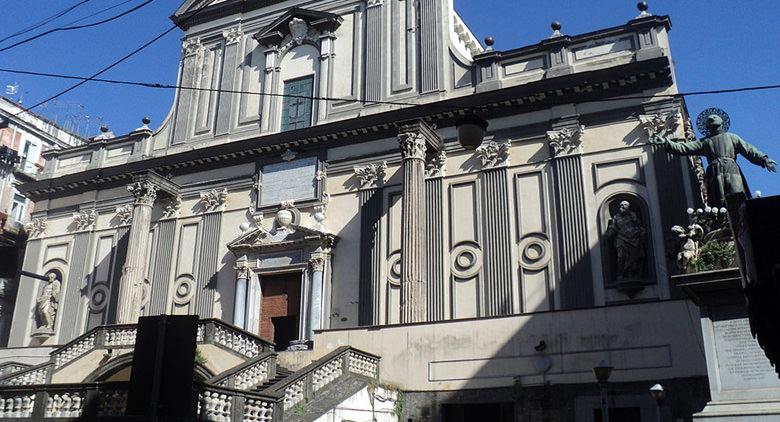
[253,7,342,46]
[228,223,337,253]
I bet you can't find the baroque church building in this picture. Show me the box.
[0,0,711,420]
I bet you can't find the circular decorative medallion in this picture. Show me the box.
[387,252,401,287]
[518,234,552,270]
[89,285,110,312]
[450,243,483,279]
[173,275,195,305]
[696,108,730,137]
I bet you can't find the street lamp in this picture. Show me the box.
[592,360,613,422]
[455,114,488,150]
[649,384,665,422]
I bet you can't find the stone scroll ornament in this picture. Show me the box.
[651,108,777,207]
[24,218,47,238]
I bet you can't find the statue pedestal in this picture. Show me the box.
[676,268,780,421]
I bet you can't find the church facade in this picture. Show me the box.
[0,0,711,420]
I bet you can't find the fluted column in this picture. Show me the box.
[307,254,327,340]
[116,180,158,324]
[233,261,251,330]
[398,127,428,323]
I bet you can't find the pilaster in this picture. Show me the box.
[364,0,384,102]
[355,162,385,325]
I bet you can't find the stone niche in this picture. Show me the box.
[598,193,655,298]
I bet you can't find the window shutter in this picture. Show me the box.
[281,76,314,131]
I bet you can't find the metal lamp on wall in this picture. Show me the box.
[649,384,665,422]
[455,114,488,150]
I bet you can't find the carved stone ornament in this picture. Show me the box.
[24,218,47,237]
[235,262,252,280]
[316,169,327,181]
[671,224,704,274]
[289,18,308,45]
[638,112,681,139]
[182,38,203,56]
[475,140,510,168]
[312,193,330,227]
[309,254,326,272]
[398,132,427,160]
[127,181,159,206]
[162,196,182,219]
[199,188,228,211]
[367,0,384,7]
[280,200,296,210]
[115,205,133,226]
[35,273,60,333]
[425,150,447,178]
[72,209,97,231]
[222,27,242,45]
[546,125,585,157]
[281,149,298,162]
[354,161,387,189]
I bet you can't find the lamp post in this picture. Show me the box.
[592,360,613,422]
[649,383,665,422]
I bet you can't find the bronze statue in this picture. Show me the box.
[606,200,646,281]
[652,110,776,207]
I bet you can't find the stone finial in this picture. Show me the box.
[546,125,585,157]
[475,140,510,168]
[484,36,495,51]
[425,150,447,178]
[353,161,387,189]
[115,205,133,226]
[550,21,563,38]
[199,188,228,211]
[24,218,47,237]
[135,116,152,132]
[636,1,651,18]
[72,209,97,231]
[127,181,159,206]
[638,112,681,139]
[94,125,114,140]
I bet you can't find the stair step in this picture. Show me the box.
[254,364,294,392]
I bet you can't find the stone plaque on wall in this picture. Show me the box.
[713,317,780,390]
[260,157,317,206]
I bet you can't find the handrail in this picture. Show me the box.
[208,352,277,390]
[0,381,130,419]
[194,381,282,422]
[0,363,51,386]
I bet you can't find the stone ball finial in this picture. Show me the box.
[142,116,151,125]
[484,36,494,47]
[637,1,649,12]
[551,21,562,31]
[100,124,109,133]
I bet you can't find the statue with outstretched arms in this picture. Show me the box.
[652,111,776,207]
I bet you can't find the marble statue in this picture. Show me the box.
[35,273,61,332]
[605,201,646,281]
[671,224,704,274]
[652,111,776,207]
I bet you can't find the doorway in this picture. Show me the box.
[259,272,302,350]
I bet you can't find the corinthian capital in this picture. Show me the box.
[354,161,387,189]
[546,125,585,157]
[398,132,427,160]
[638,112,681,139]
[127,181,159,206]
[475,140,510,169]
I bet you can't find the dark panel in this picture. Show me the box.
[426,178,445,321]
[553,155,594,308]
[148,220,176,315]
[59,232,90,342]
[7,240,42,347]
[107,227,130,324]
[215,40,239,135]
[358,188,382,325]
[194,213,221,318]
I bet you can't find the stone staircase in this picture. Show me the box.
[0,320,382,421]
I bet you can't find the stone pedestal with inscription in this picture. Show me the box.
[676,268,780,421]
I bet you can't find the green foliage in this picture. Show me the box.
[292,402,306,416]
[392,390,405,420]
[194,347,208,366]
[697,240,736,271]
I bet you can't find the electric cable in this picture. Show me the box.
[1,65,779,111]
[0,0,156,54]
[61,0,136,27]
[0,0,92,45]
[14,0,217,116]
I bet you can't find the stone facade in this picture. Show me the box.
[0,0,713,420]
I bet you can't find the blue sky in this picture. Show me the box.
[0,0,777,196]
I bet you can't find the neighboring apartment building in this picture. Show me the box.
[0,1,711,421]
[0,97,83,346]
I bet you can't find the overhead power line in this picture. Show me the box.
[17,0,217,115]
[1,66,779,111]
[0,0,92,45]
[0,0,156,53]
[62,0,136,27]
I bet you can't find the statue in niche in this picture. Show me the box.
[605,200,646,281]
[652,109,776,207]
[35,273,61,332]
